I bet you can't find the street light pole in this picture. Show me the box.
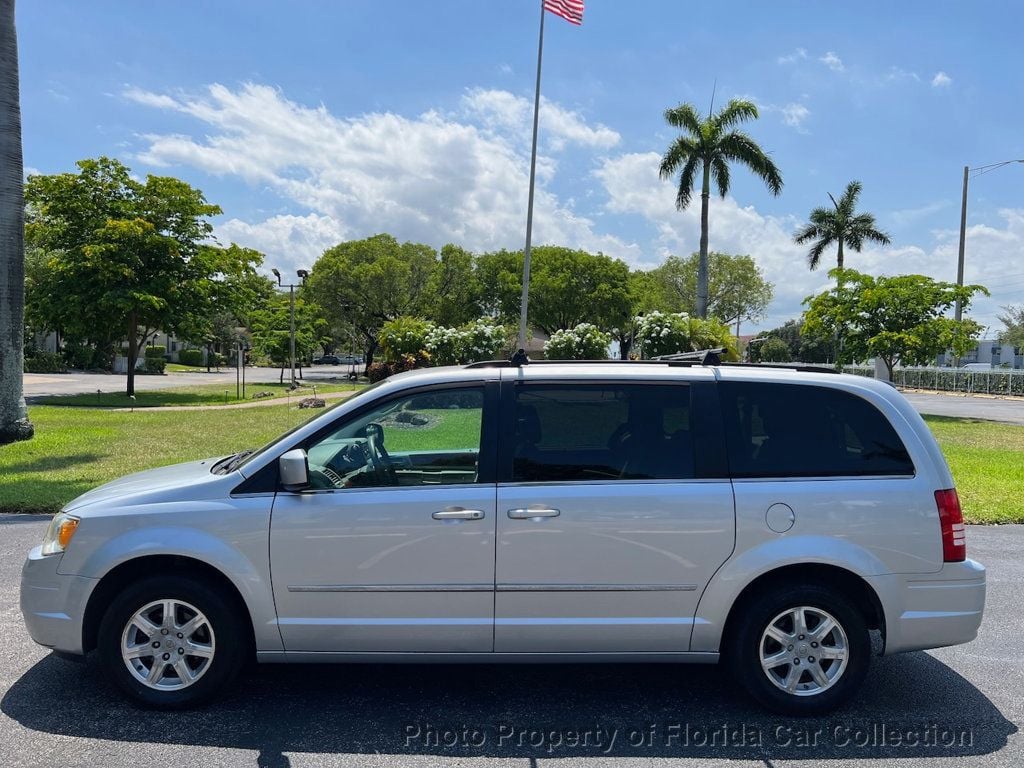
[271,268,308,388]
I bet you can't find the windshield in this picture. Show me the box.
[225,381,388,473]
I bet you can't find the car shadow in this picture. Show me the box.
[1,651,1014,764]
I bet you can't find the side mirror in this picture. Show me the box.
[279,449,310,492]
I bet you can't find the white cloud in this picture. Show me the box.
[887,200,950,227]
[819,51,845,72]
[460,87,620,151]
[777,102,811,130]
[932,71,953,88]
[125,82,634,271]
[883,66,921,84]
[777,48,807,65]
[594,152,1024,331]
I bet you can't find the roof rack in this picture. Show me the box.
[465,349,839,375]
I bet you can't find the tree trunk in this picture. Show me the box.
[836,239,845,272]
[125,312,138,396]
[0,0,32,443]
[697,163,711,319]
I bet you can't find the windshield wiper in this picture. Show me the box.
[213,449,255,474]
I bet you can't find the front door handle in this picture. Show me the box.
[432,507,485,521]
[507,507,561,519]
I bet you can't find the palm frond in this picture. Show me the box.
[711,156,731,198]
[807,236,833,270]
[658,136,698,180]
[714,99,759,130]
[663,103,703,136]
[718,131,783,196]
[838,180,862,217]
[674,157,700,210]
[846,213,891,250]
[793,222,822,245]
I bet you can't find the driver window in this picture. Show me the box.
[304,387,484,489]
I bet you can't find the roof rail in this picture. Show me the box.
[464,357,841,374]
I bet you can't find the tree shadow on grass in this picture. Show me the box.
[2,651,1014,764]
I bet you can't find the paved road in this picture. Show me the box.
[903,392,1024,426]
[1,516,1020,767]
[23,365,359,400]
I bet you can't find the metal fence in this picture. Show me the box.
[840,365,1024,396]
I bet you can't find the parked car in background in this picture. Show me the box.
[312,354,341,365]
[337,355,363,365]
[20,360,984,714]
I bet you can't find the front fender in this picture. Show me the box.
[689,534,888,653]
[60,500,282,652]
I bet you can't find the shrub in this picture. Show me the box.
[143,357,166,374]
[210,352,227,367]
[544,323,611,360]
[61,342,94,370]
[144,345,166,360]
[424,319,507,365]
[366,351,430,383]
[635,311,739,360]
[24,351,67,373]
[177,349,204,367]
[759,337,792,363]
[379,317,434,361]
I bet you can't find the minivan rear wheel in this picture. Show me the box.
[728,584,869,715]
[97,575,246,708]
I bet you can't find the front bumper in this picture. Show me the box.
[869,559,986,655]
[20,545,97,656]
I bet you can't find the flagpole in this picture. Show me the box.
[517,0,546,351]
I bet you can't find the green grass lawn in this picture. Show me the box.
[35,380,360,408]
[926,416,1024,524]
[1,408,1022,522]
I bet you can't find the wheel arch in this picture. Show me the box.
[717,563,886,656]
[82,555,255,655]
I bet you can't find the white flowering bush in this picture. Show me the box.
[635,311,739,360]
[544,323,611,360]
[378,317,434,361]
[457,318,507,363]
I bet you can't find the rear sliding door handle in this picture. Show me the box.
[507,507,561,519]
[432,508,485,520]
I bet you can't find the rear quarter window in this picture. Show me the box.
[720,382,914,478]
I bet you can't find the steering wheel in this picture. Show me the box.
[364,423,398,486]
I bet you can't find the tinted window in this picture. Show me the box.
[720,382,914,478]
[512,384,693,481]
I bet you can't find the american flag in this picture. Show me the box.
[544,0,584,25]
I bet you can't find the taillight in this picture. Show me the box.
[935,489,966,562]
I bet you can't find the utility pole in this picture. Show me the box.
[954,165,969,324]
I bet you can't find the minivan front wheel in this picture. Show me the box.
[729,585,869,715]
[97,575,246,708]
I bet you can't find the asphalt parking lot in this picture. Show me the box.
[1,515,1021,768]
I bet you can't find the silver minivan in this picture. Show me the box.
[20,361,986,714]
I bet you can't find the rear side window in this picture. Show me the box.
[720,382,914,478]
[512,384,694,481]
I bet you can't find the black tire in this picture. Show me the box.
[97,574,248,709]
[726,584,870,716]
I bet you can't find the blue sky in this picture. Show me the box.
[17,0,1024,332]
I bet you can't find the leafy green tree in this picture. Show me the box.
[659,99,783,318]
[249,292,327,383]
[476,246,631,335]
[997,305,1024,350]
[0,0,32,442]
[23,157,242,395]
[612,269,675,360]
[802,270,988,378]
[794,181,891,276]
[749,318,836,364]
[305,234,438,367]
[426,244,481,327]
[648,252,773,334]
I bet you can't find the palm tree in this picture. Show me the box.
[794,180,891,275]
[659,99,783,318]
[0,0,32,443]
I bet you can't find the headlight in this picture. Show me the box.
[41,512,79,556]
